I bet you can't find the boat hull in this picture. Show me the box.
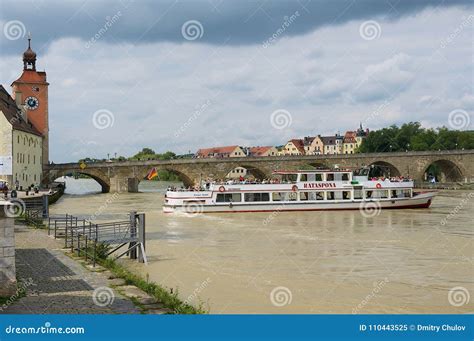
[163,192,436,214]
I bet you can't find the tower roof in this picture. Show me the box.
[22,35,37,70]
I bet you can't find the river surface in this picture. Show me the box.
[50,178,473,314]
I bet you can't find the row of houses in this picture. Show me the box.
[196,125,369,159]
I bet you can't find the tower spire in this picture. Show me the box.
[23,33,36,71]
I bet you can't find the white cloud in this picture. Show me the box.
[0,7,471,162]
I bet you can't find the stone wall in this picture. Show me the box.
[0,207,16,296]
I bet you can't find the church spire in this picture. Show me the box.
[23,33,37,71]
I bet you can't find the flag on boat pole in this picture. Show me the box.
[146,167,158,180]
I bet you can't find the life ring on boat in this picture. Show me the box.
[292,185,298,192]
[376,183,382,189]
[219,186,226,192]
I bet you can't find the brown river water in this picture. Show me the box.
[50,178,473,314]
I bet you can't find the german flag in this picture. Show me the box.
[146,167,158,180]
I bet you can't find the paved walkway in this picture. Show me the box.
[1,225,169,314]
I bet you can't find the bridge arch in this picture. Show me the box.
[367,161,401,178]
[423,159,464,182]
[139,166,195,188]
[51,169,110,193]
[224,164,271,181]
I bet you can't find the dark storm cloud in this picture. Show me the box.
[1,0,472,55]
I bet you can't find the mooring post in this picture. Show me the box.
[138,213,146,264]
[42,194,49,218]
[129,211,137,260]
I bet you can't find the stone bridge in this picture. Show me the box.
[44,150,474,193]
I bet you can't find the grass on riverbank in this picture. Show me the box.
[98,258,207,314]
[69,243,205,314]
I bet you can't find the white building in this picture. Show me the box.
[0,85,43,189]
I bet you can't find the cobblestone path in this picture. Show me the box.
[1,226,140,314]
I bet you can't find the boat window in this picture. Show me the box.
[326,173,334,181]
[372,190,389,199]
[244,193,270,202]
[300,174,308,182]
[272,192,284,201]
[316,192,324,200]
[282,174,298,183]
[365,190,373,199]
[354,189,363,199]
[300,192,309,201]
[342,173,350,181]
[403,189,412,198]
[272,192,297,201]
[315,174,322,181]
[327,191,335,200]
[216,193,242,203]
[342,191,351,200]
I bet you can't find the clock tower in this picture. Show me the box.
[11,36,49,168]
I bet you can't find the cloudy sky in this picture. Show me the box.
[0,0,472,162]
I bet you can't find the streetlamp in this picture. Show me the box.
[107,153,110,161]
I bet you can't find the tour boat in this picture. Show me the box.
[162,169,436,214]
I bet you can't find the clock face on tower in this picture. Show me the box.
[25,96,39,110]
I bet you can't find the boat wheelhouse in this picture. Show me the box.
[163,169,436,214]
